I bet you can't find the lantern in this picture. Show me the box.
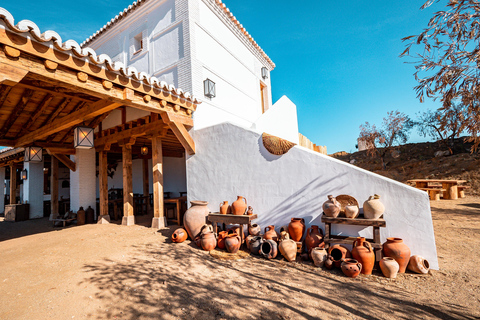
[74,126,94,149]
[24,146,42,162]
[20,169,27,180]
[203,78,216,98]
[140,145,148,155]
[261,67,268,79]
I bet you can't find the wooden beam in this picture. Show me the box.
[151,135,164,229]
[98,150,109,223]
[94,119,167,148]
[47,150,76,172]
[0,62,28,86]
[50,156,59,220]
[0,85,12,107]
[160,111,194,128]
[44,98,72,127]
[9,164,16,204]
[122,144,134,226]
[0,89,34,138]
[161,112,195,155]
[17,93,54,138]
[57,101,87,143]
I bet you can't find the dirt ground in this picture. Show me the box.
[0,198,479,320]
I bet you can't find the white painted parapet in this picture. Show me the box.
[22,160,44,219]
[186,122,439,269]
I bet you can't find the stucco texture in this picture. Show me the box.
[186,122,439,269]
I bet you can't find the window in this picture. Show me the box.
[133,32,143,55]
[260,82,268,113]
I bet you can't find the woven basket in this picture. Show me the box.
[262,133,296,155]
[335,195,359,214]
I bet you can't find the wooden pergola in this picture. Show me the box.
[0,20,199,227]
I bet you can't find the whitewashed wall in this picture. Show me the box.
[186,123,439,269]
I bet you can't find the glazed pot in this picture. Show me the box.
[220,201,229,215]
[288,218,306,242]
[183,201,210,240]
[323,195,341,218]
[379,257,399,278]
[249,236,263,255]
[217,231,228,250]
[260,239,278,259]
[232,196,247,215]
[247,206,253,215]
[200,232,217,251]
[311,247,328,267]
[351,237,375,275]
[249,223,261,236]
[407,255,430,274]
[363,195,385,219]
[77,207,85,226]
[328,245,352,268]
[341,259,362,278]
[382,237,411,273]
[225,233,241,254]
[263,225,278,242]
[171,228,188,243]
[344,205,360,219]
[278,233,297,262]
[305,225,324,253]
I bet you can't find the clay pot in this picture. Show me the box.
[288,218,306,242]
[86,206,95,224]
[227,225,244,242]
[408,255,430,274]
[77,207,85,226]
[324,255,334,270]
[323,195,341,218]
[341,258,362,278]
[328,245,352,268]
[200,232,217,251]
[225,233,241,253]
[249,223,261,236]
[217,231,228,250]
[279,225,289,234]
[247,206,253,215]
[351,237,375,275]
[220,201,229,215]
[363,194,385,219]
[232,196,247,215]
[344,205,360,219]
[183,201,210,240]
[245,234,255,250]
[263,225,278,242]
[305,225,324,253]
[172,228,188,243]
[379,257,399,278]
[260,239,278,259]
[278,233,297,262]
[249,236,263,255]
[200,224,214,235]
[311,247,328,267]
[382,237,411,273]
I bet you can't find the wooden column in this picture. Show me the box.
[122,144,135,226]
[98,150,110,224]
[50,157,58,220]
[9,164,16,204]
[142,157,150,214]
[151,135,165,229]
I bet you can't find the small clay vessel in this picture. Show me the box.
[247,206,253,215]
[220,201,229,215]
[344,205,359,219]
[328,245,352,268]
[341,259,362,278]
[260,239,278,259]
[351,237,375,275]
[407,255,430,274]
[232,196,247,215]
[249,236,263,255]
[85,206,95,224]
[363,194,385,219]
[382,237,411,273]
[311,247,328,267]
[324,255,334,270]
[305,225,324,253]
[171,228,188,243]
[76,206,85,226]
[323,195,341,218]
[288,218,306,242]
[225,233,241,253]
[227,225,244,243]
[249,223,261,236]
[278,232,297,262]
[183,201,210,240]
[263,225,279,242]
[245,234,255,250]
[279,225,289,234]
[217,231,228,250]
[200,232,217,251]
[379,257,399,278]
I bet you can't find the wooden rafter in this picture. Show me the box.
[160,112,195,155]
[16,93,54,138]
[44,98,72,127]
[0,85,12,107]
[57,101,87,143]
[46,149,76,172]
[0,88,34,138]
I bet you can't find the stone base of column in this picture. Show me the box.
[49,213,59,221]
[151,217,167,229]
[122,215,135,226]
[97,215,111,224]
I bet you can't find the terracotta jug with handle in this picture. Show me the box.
[232,196,247,215]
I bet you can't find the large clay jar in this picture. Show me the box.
[278,232,297,262]
[232,196,247,215]
[351,237,375,275]
[200,232,217,251]
[263,225,279,242]
[249,223,261,236]
[341,259,362,278]
[85,206,95,224]
[311,247,328,267]
[379,257,399,279]
[305,225,325,253]
[183,201,210,240]
[172,228,188,243]
[363,195,385,219]
[220,201,229,215]
[249,236,263,255]
[382,237,411,273]
[408,255,430,274]
[77,207,85,226]
[260,239,278,259]
[225,233,241,254]
[217,231,228,250]
[323,195,341,218]
[328,245,352,268]
[344,205,360,219]
[288,218,306,242]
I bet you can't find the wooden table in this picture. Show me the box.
[164,196,187,226]
[208,213,258,244]
[407,179,467,200]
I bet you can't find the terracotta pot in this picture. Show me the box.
[379,257,399,278]
[200,224,214,235]
[227,225,244,243]
[249,223,261,236]
[232,196,247,215]
[86,206,95,224]
[328,245,352,268]
[219,201,229,215]
[77,207,85,226]
[305,225,324,253]
[311,247,328,267]
[183,201,210,240]
[323,195,341,218]
[363,194,385,219]
[217,231,228,250]
[263,225,278,242]
[225,233,241,253]
[344,205,359,219]
[247,206,253,215]
[351,237,375,275]
[260,239,278,259]
[288,218,306,242]
[279,233,297,262]
[382,237,411,273]
[245,234,255,250]
[341,258,362,278]
[200,232,217,251]
[279,225,289,234]
[408,255,430,274]
[171,228,188,243]
[324,255,334,270]
[249,236,263,255]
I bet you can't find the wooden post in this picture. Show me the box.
[142,157,150,214]
[9,164,16,204]
[122,145,135,226]
[151,135,165,229]
[98,150,110,224]
[50,156,58,220]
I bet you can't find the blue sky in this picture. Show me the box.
[1,1,442,153]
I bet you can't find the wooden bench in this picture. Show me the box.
[52,218,76,227]
[418,188,446,201]
[458,186,470,198]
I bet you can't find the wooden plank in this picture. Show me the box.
[324,236,382,248]
[207,213,258,225]
[99,150,108,217]
[0,62,28,86]
[321,215,386,227]
[0,89,34,138]
[47,151,76,172]
[50,156,58,219]
[0,85,12,107]
[122,144,134,218]
[152,135,163,219]
[17,93,54,137]
[94,119,167,148]
[9,164,16,204]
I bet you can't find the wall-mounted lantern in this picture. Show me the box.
[261,67,268,79]
[74,126,94,149]
[203,79,216,98]
[140,145,148,155]
[24,146,43,162]
[20,169,27,180]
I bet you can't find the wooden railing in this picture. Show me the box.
[298,133,327,155]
